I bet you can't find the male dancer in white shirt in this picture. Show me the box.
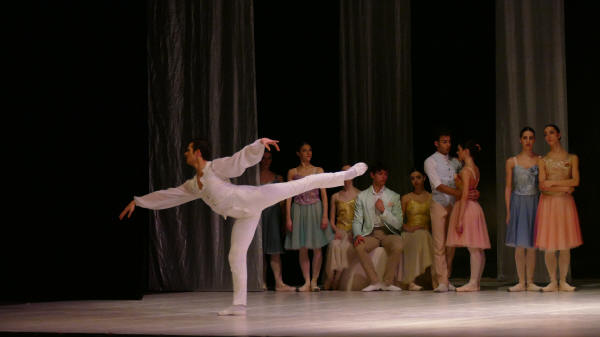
[119,137,367,315]
[424,131,478,292]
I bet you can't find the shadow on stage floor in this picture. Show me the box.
[2,279,600,337]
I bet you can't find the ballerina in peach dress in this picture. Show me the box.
[535,124,582,292]
[446,140,490,292]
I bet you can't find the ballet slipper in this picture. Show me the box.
[508,283,526,292]
[409,282,423,291]
[456,283,480,292]
[298,283,311,292]
[542,281,558,292]
[310,280,321,292]
[559,281,576,292]
[344,163,368,180]
[218,305,246,316]
[526,282,542,291]
[275,284,296,292]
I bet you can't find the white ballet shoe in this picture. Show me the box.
[381,284,402,291]
[217,305,246,316]
[433,283,449,293]
[361,282,384,292]
[448,283,456,291]
[345,162,368,180]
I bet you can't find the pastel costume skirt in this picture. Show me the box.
[400,229,434,284]
[505,193,538,248]
[446,200,491,249]
[284,201,333,249]
[535,193,582,250]
[260,203,284,255]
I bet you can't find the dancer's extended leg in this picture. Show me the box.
[250,163,367,210]
[218,215,261,316]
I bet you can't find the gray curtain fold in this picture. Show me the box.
[496,0,568,283]
[146,0,261,291]
[340,0,413,192]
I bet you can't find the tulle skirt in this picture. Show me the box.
[534,193,582,250]
[505,193,538,248]
[284,202,333,250]
[446,200,491,249]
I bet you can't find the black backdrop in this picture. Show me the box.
[3,0,599,301]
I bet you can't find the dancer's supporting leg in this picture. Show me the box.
[509,248,526,292]
[431,202,451,292]
[298,248,311,292]
[218,215,261,316]
[542,250,558,292]
[558,249,575,291]
[456,248,484,292]
[311,248,323,291]
[525,248,541,291]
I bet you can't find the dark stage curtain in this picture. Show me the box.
[340,0,413,192]
[146,0,261,291]
[496,0,568,283]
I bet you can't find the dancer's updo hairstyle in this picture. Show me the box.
[520,126,536,138]
[544,124,562,140]
[458,139,482,162]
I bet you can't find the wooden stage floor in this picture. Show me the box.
[2,280,600,337]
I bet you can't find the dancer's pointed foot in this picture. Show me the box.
[344,162,368,180]
[218,305,246,316]
[456,283,480,292]
[448,283,456,291]
[526,282,542,291]
[559,281,576,292]
[275,284,296,292]
[409,282,423,291]
[508,283,526,292]
[542,281,558,292]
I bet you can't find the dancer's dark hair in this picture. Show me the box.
[520,126,536,137]
[457,139,482,162]
[190,139,212,160]
[370,162,390,175]
[296,140,312,152]
[544,124,562,140]
[434,128,453,141]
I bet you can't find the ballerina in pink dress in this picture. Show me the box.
[446,140,490,292]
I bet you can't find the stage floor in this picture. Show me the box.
[2,280,600,337]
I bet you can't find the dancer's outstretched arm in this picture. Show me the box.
[119,178,200,220]
[212,138,279,178]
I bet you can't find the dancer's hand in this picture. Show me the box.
[260,138,280,152]
[375,199,385,213]
[119,200,136,220]
[541,180,554,189]
[354,235,365,247]
[321,217,328,230]
[567,187,575,194]
[468,189,480,200]
[505,213,510,225]
[334,230,344,240]
[286,218,293,232]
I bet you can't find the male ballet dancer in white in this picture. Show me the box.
[119,138,367,316]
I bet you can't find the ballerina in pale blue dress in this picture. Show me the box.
[504,127,542,292]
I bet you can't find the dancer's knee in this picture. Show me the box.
[228,249,246,270]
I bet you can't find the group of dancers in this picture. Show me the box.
[119,124,582,316]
